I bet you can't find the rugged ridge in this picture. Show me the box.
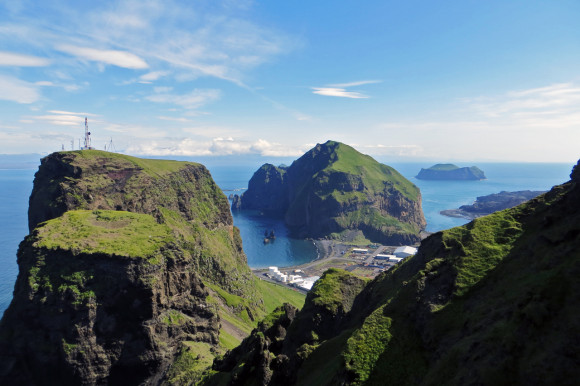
[234,141,426,244]
[416,163,486,180]
[210,159,580,385]
[441,190,546,219]
[0,151,265,385]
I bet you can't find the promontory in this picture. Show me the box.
[232,140,426,244]
[416,163,486,180]
[0,150,304,385]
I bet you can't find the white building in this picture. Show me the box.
[375,254,395,260]
[352,248,369,254]
[388,256,404,263]
[394,246,417,258]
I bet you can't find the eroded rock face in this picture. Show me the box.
[28,151,231,232]
[236,141,426,244]
[0,240,218,385]
[0,151,261,385]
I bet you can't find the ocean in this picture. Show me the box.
[0,160,574,317]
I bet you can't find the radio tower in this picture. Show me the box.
[82,117,92,150]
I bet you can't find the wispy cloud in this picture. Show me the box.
[0,51,51,66]
[30,110,99,126]
[145,88,221,109]
[329,80,382,88]
[56,44,149,69]
[312,87,368,99]
[0,75,41,103]
[312,80,380,99]
[465,82,580,127]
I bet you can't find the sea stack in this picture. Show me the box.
[233,140,426,244]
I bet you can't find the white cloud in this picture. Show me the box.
[56,44,149,69]
[157,116,191,123]
[312,87,368,99]
[139,71,168,82]
[146,88,221,109]
[330,80,382,88]
[0,51,51,66]
[126,137,306,157]
[312,79,380,99]
[0,75,40,103]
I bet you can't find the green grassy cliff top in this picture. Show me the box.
[426,163,459,171]
[313,141,420,201]
[57,150,201,177]
[34,210,173,258]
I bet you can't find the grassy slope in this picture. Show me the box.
[285,141,422,241]
[60,150,198,176]
[325,141,419,202]
[215,167,578,385]
[35,210,172,259]
[426,163,459,171]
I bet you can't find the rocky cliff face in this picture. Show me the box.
[211,159,580,385]
[0,151,263,385]
[235,141,426,244]
[416,163,486,180]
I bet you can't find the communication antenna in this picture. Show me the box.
[62,144,65,151]
[105,137,116,152]
[82,117,93,150]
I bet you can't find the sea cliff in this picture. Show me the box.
[234,141,426,245]
[0,150,273,385]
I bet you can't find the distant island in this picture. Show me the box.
[232,140,426,245]
[416,163,486,180]
[441,190,546,219]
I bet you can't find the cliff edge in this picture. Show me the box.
[0,150,265,385]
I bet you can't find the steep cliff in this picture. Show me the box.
[211,159,580,385]
[416,164,486,180]
[0,150,291,385]
[235,141,426,244]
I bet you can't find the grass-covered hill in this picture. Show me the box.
[0,150,305,385]
[209,159,580,385]
[236,141,426,245]
[416,163,486,180]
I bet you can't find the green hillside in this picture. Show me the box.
[209,160,580,385]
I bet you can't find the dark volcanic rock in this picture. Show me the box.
[0,150,262,385]
[441,190,546,219]
[235,141,426,244]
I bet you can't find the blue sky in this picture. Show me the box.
[0,0,579,162]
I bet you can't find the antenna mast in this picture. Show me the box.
[83,117,91,149]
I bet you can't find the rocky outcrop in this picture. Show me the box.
[211,159,580,385]
[0,150,263,385]
[441,190,546,219]
[236,141,426,244]
[416,163,486,180]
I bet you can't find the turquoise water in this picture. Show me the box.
[0,161,574,316]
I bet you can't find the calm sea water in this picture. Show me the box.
[0,161,574,316]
